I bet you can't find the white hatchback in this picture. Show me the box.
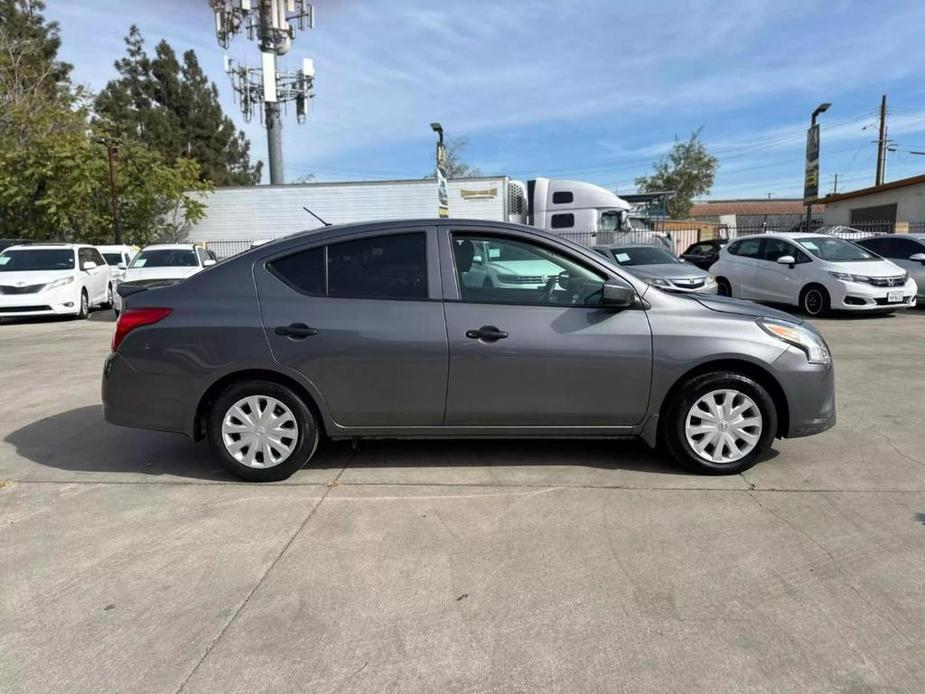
[710,233,918,316]
[0,244,113,319]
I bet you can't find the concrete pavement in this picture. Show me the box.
[2,310,924,692]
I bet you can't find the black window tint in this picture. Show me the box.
[879,237,921,258]
[327,233,427,300]
[729,237,762,258]
[552,191,573,204]
[762,238,796,262]
[270,246,325,295]
[550,213,574,229]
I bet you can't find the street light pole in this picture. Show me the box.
[431,122,448,218]
[805,102,830,231]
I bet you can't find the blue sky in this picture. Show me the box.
[47,0,925,198]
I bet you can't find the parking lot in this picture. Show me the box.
[2,310,925,693]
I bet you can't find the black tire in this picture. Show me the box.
[207,380,319,482]
[76,289,89,319]
[663,372,777,475]
[799,284,830,317]
[716,277,732,297]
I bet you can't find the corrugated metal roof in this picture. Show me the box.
[689,199,821,216]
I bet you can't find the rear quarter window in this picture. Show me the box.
[268,247,325,295]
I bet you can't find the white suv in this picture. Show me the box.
[114,244,215,313]
[0,244,113,319]
[710,233,918,316]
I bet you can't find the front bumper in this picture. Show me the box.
[828,278,917,311]
[772,346,836,438]
[0,286,80,317]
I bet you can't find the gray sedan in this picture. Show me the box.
[103,220,834,482]
[592,244,718,294]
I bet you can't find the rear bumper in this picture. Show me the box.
[102,352,200,438]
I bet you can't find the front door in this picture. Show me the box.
[442,230,652,427]
[752,237,809,304]
[255,228,448,427]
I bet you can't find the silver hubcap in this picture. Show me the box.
[221,396,298,469]
[685,389,762,464]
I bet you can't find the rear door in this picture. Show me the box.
[255,227,448,427]
[441,228,652,427]
[724,237,763,299]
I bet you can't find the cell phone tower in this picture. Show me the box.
[209,0,316,184]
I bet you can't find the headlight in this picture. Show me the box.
[827,271,873,283]
[643,278,671,287]
[42,276,75,292]
[757,318,831,365]
[704,275,717,284]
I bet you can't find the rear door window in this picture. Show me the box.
[327,233,427,300]
[728,237,763,258]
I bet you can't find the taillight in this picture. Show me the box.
[112,307,172,352]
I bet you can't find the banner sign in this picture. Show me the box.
[803,123,820,203]
[436,141,449,218]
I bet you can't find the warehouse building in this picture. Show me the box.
[821,173,925,233]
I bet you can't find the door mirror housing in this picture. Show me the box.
[82,261,97,270]
[909,252,925,263]
[117,262,127,270]
[202,259,216,267]
[776,255,796,266]
[601,279,635,308]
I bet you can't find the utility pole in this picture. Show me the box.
[875,94,888,186]
[210,1,316,185]
[95,136,120,244]
[832,173,838,195]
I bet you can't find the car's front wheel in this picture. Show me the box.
[663,372,777,475]
[207,380,319,482]
[76,289,89,319]
[799,284,830,317]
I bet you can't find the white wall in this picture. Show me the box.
[186,178,510,242]
[823,183,925,225]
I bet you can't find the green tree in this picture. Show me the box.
[634,128,718,218]
[425,136,482,178]
[95,26,262,186]
[0,11,209,245]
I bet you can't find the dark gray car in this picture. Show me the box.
[103,220,835,482]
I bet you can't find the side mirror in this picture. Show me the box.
[601,279,635,308]
[910,253,925,263]
[776,255,796,266]
[202,259,216,267]
[117,262,127,270]
[82,261,97,270]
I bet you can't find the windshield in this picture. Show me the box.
[0,249,75,272]
[600,210,625,233]
[608,246,679,266]
[102,252,123,265]
[130,249,198,268]
[797,237,878,262]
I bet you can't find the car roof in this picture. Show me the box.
[593,243,671,250]
[138,244,199,251]
[858,233,925,241]
[2,243,82,251]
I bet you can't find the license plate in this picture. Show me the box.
[887,290,903,303]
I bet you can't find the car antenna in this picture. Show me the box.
[303,206,331,227]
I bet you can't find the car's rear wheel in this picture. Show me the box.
[663,372,777,475]
[207,380,319,482]
[716,277,732,297]
[799,284,830,317]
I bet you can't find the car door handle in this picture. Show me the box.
[274,323,319,339]
[466,325,509,342]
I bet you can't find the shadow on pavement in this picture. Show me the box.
[4,405,707,481]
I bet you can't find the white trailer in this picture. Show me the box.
[184,176,638,254]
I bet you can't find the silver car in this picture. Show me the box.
[592,244,718,293]
[855,233,925,302]
[103,220,835,482]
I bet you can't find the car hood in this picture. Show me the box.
[123,266,201,282]
[624,263,708,281]
[684,293,804,324]
[0,269,75,285]
[823,259,904,276]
